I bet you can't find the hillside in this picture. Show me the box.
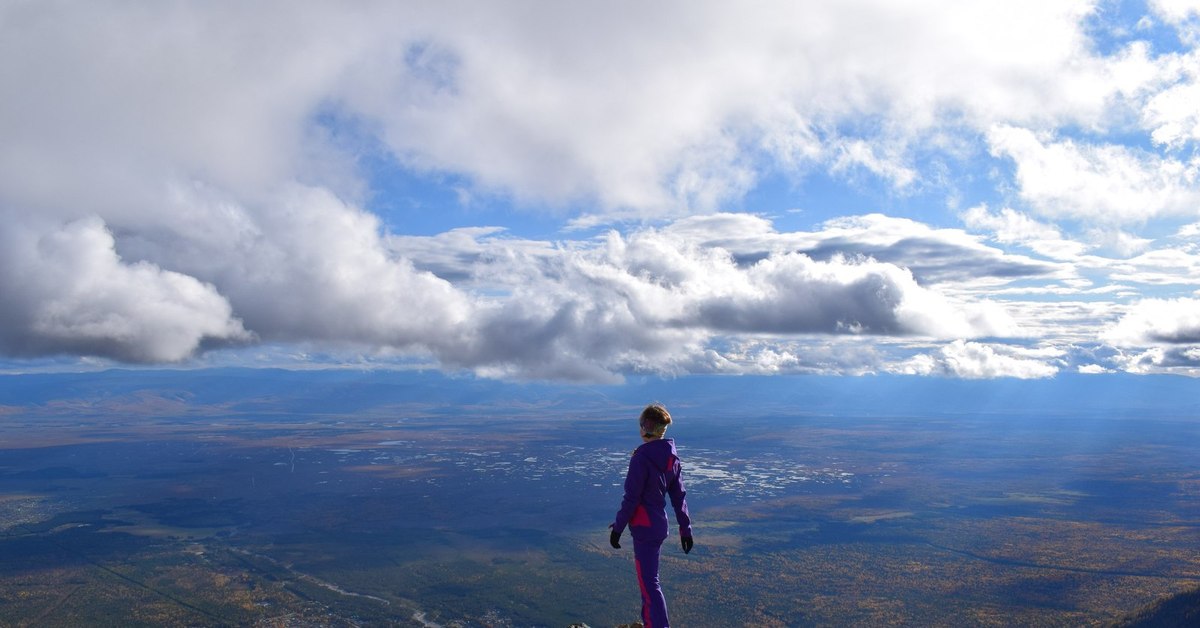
[1112,585,1200,627]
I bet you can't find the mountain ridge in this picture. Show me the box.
[1111,584,1200,627]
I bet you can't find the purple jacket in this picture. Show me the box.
[613,438,692,541]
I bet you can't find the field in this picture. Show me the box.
[1,372,1199,626]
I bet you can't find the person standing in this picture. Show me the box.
[610,404,694,628]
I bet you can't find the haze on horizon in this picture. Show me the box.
[3,0,1200,384]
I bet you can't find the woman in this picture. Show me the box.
[609,403,694,628]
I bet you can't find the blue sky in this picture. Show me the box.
[2,0,1200,382]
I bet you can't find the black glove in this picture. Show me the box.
[681,535,693,554]
[609,524,622,549]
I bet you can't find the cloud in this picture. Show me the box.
[686,251,1009,338]
[803,215,1063,286]
[399,212,1059,306]
[961,204,1163,260]
[0,216,250,362]
[1113,346,1200,376]
[440,289,706,383]
[1177,222,1200,238]
[0,2,374,216]
[1153,0,1200,22]
[438,0,1172,217]
[387,227,557,287]
[1142,57,1200,147]
[896,340,1059,379]
[1083,228,1155,257]
[0,177,1025,379]
[831,140,918,189]
[738,213,1062,286]
[984,124,1200,223]
[987,125,1200,224]
[1,2,1185,227]
[959,204,1090,260]
[1102,297,1200,345]
[115,183,478,351]
[344,0,1120,216]
[407,219,1022,337]
[1107,248,1200,285]
[704,338,891,376]
[960,205,1063,243]
[1,1,1197,381]
[1077,363,1112,374]
[1151,0,1200,44]
[381,221,1023,378]
[3,1,1149,223]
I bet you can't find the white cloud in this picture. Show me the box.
[1102,297,1200,345]
[685,250,1007,338]
[410,211,1066,297]
[959,204,1091,260]
[1077,363,1112,374]
[1111,345,1200,376]
[2,1,1199,380]
[454,218,1023,337]
[117,183,478,350]
[0,2,375,217]
[1108,248,1200,285]
[1151,0,1200,44]
[960,205,1062,243]
[365,0,1121,216]
[960,205,1163,262]
[1177,221,1200,238]
[1082,228,1155,257]
[1143,64,1200,147]
[831,140,918,189]
[0,216,250,362]
[999,300,1118,344]
[1153,0,1200,21]
[1,1,1151,223]
[661,212,1065,287]
[897,340,1059,379]
[709,338,890,376]
[380,221,1024,378]
[987,125,1200,224]
[0,176,1031,379]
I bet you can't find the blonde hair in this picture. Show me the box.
[639,403,672,438]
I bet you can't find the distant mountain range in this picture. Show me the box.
[2,368,1199,421]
